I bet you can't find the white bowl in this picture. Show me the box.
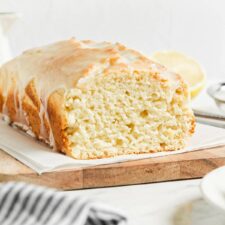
[201,166,225,212]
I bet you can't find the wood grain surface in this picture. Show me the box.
[0,147,225,190]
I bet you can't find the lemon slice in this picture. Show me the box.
[151,51,206,99]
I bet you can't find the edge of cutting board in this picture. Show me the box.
[1,147,225,190]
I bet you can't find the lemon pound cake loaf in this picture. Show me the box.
[0,39,195,159]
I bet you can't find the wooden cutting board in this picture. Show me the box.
[1,146,225,190]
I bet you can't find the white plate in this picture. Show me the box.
[201,166,225,212]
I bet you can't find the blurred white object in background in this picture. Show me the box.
[201,166,225,212]
[0,12,20,64]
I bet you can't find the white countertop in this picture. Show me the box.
[66,179,225,225]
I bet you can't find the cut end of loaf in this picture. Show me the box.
[64,72,195,159]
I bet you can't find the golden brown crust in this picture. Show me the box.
[22,79,51,140]
[6,83,18,122]
[0,95,3,113]
[22,93,41,137]
[0,89,4,113]
[47,89,69,152]
[25,79,41,110]
[189,114,196,135]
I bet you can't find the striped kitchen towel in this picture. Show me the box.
[0,182,127,225]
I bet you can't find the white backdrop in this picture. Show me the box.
[0,0,225,79]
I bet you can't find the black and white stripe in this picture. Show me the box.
[0,182,127,225]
